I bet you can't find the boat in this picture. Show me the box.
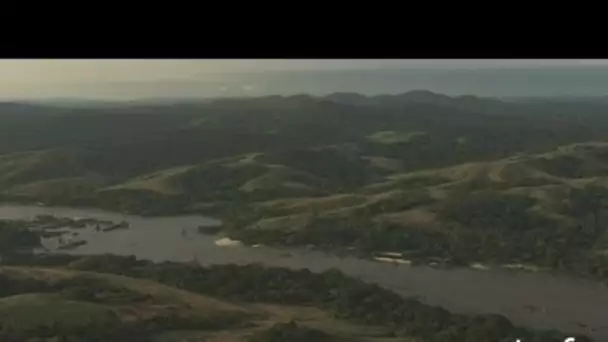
[102,221,130,232]
[214,237,243,247]
[58,240,87,250]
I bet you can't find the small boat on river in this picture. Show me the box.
[102,221,130,232]
[58,240,87,250]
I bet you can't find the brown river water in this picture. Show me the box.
[1,204,607,341]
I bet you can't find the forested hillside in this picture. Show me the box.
[3,92,608,279]
[0,253,590,342]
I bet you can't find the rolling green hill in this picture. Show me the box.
[2,93,608,279]
[0,254,590,342]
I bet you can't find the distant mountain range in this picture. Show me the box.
[15,90,608,107]
[13,90,608,107]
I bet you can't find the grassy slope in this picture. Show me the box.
[223,142,608,235]
[3,129,608,231]
[0,266,402,342]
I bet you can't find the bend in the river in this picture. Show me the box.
[0,204,606,340]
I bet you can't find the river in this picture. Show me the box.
[1,203,607,340]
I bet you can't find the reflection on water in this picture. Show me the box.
[1,203,608,339]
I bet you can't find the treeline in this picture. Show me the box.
[1,253,590,342]
[228,215,448,258]
[435,188,608,279]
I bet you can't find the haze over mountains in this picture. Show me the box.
[4,61,608,100]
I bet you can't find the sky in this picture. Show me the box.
[2,59,608,100]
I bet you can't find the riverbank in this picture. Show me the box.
[0,254,591,342]
[0,201,601,281]
[4,195,608,288]
[1,203,608,339]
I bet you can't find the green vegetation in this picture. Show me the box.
[0,253,591,342]
[4,94,608,341]
[0,265,253,341]
[3,95,608,280]
[0,293,125,341]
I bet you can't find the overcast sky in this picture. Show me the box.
[1,59,608,99]
[4,59,608,83]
